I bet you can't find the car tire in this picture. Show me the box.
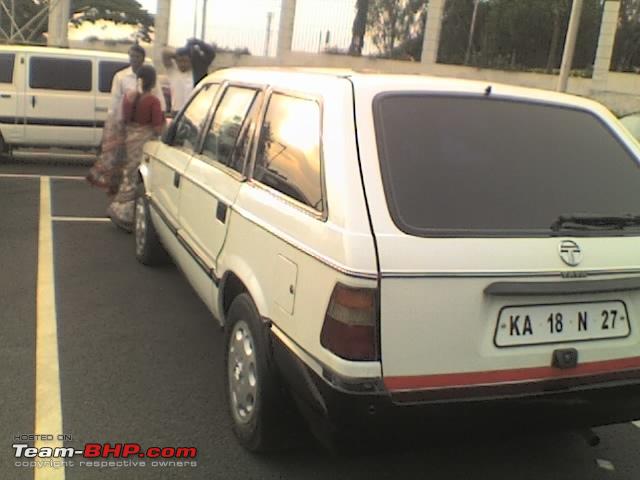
[225,293,285,452]
[134,191,168,266]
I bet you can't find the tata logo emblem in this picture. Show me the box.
[559,240,582,267]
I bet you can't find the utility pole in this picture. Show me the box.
[193,0,198,38]
[464,0,480,65]
[201,0,208,40]
[557,0,584,92]
[47,0,71,47]
[9,0,14,38]
[264,11,273,57]
[154,0,171,69]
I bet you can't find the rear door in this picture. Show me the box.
[24,53,95,147]
[356,85,640,395]
[178,85,262,276]
[0,52,23,145]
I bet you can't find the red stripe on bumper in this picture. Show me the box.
[384,356,640,391]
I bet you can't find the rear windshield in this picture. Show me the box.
[373,94,640,237]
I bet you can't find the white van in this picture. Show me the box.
[0,45,130,154]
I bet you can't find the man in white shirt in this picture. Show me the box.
[110,44,166,121]
[162,47,195,114]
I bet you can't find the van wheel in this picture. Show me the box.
[134,193,167,266]
[0,134,11,160]
[225,294,284,452]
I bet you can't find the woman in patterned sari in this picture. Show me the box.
[107,65,165,232]
[86,44,147,196]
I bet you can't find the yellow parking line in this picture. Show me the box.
[35,177,65,480]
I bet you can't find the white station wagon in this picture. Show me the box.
[136,67,640,451]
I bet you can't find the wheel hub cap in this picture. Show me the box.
[228,320,257,424]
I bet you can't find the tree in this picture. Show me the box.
[71,0,154,42]
[366,0,428,57]
[349,0,370,55]
[613,0,640,71]
[438,0,602,71]
[0,0,154,44]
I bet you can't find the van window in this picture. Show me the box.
[172,83,219,152]
[373,94,640,237]
[29,57,92,91]
[254,94,323,212]
[0,54,15,83]
[202,86,258,173]
[99,61,129,93]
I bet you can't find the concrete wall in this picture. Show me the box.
[211,50,640,115]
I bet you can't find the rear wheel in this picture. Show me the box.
[134,192,168,266]
[225,293,285,452]
[0,133,11,161]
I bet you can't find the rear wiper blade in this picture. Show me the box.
[551,213,640,231]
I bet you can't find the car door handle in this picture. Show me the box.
[95,106,108,113]
[0,93,11,99]
[216,201,228,223]
[31,96,36,108]
[173,172,180,188]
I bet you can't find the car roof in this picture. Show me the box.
[0,44,129,61]
[205,67,606,113]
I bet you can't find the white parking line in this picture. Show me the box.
[0,173,85,181]
[35,177,65,480]
[633,420,640,429]
[53,216,110,223]
[596,459,615,471]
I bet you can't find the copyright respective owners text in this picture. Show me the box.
[12,433,198,470]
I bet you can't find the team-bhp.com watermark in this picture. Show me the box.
[13,434,198,469]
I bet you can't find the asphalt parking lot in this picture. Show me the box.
[3,160,640,479]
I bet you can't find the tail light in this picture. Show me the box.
[320,284,379,361]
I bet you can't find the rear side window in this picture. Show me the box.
[0,54,15,83]
[254,94,324,212]
[172,83,219,151]
[202,86,258,173]
[374,94,640,236]
[29,57,92,91]
[98,61,128,93]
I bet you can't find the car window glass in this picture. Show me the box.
[374,94,640,236]
[99,61,129,93]
[202,87,257,172]
[172,83,219,151]
[29,57,92,91]
[253,94,323,212]
[0,54,15,83]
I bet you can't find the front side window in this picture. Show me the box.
[202,86,258,173]
[0,54,15,84]
[29,57,91,91]
[374,94,640,236]
[99,61,128,93]
[253,94,323,212]
[172,83,219,151]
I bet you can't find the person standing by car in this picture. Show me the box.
[107,65,165,232]
[86,44,165,195]
[185,38,216,84]
[161,46,194,114]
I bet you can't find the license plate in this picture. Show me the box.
[494,301,630,347]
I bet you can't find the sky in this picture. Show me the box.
[138,0,158,14]
[72,0,359,56]
[135,0,358,55]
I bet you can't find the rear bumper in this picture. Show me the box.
[271,333,640,446]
